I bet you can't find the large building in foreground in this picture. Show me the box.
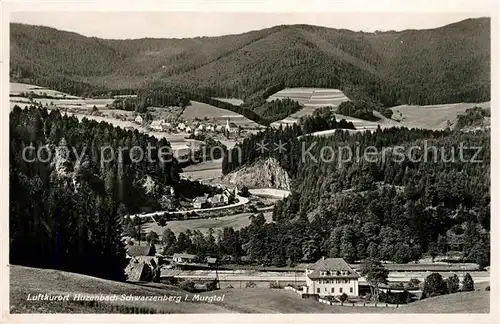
[305,257,360,297]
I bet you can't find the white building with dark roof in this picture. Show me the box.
[304,257,360,297]
[134,115,144,124]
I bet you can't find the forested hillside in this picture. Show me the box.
[219,127,490,266]
[9,105,204,280]
[11,18,490,123]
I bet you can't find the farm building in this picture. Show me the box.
[206,125,215,132]
[197,124,205,131]
[304,257,360,297]
[192,196,208,209]
[215,125,224,133]
[134,115,144,124]
[185,126,193,133]
[150,119,164,131]
[161,122,172,131]
[127,244,156,258]
[173,253,197,263]
[208,194,224,207]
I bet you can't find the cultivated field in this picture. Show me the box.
[10,265,359,313]
[181,101,262,129]
[391,102,491,130]
[143,211,273,235]
[213,97,244,106]
[9,83,202,155]
[181,158,224,181]
[10,82,80,99]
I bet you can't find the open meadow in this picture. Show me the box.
[181,158,224,181]
[268,87,349,128]
[181,101,262,129]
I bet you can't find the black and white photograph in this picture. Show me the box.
[1,0,498,321]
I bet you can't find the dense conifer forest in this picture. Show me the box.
[9,105,209,279]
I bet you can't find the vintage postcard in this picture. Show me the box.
[1,0,498,323]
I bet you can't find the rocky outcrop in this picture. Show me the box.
[220,157,291,190]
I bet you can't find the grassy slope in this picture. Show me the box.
[10,265,225,313]
[9,265,490,313]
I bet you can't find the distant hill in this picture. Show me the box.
[10,18,490,121]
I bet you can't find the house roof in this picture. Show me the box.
[307,258,360,279]
[173,253,196,259]
[207,257,217,264]
[133,256,157,268]
[127,245,154,257]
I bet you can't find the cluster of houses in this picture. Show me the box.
[192,187,237,209]
[133,115,238,136]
